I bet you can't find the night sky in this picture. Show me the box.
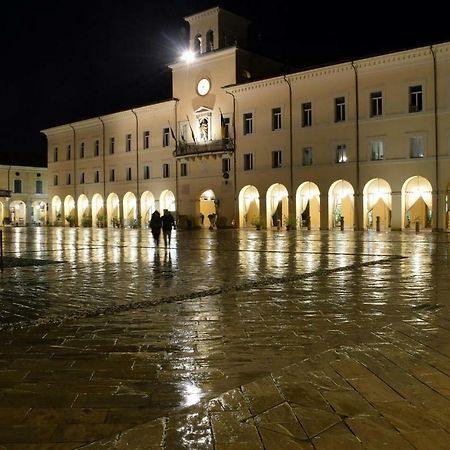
[2,0,450,167]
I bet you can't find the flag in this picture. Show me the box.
[186,115,197,144]
[219,108,226,139]
[168,121,177,144]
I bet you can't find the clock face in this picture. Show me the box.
[197,78,210,96]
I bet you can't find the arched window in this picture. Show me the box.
[194,34,202,53]
[206,30,214,52]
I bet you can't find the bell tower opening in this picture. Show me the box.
[184,7,250,54]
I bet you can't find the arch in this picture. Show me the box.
[51,195,62,225]
[206,29,214,52]
[199,189,216,229]
[194,33,202,53]
[123,192,137,227]
[0,201,4,224]
[64,195,75,226]
[238,185,260,228]
[141,191,156,227]
[402,176,432,229]
[363,178,392,230]
[266,183,289,228]
[329,180,354,230]
[92,193,105,228]
[107,193,120,227]
[160,189,176,212]
[10,200,26,226]
[31,200,46,226]
[77,194,90,227]
[296,182,320,230]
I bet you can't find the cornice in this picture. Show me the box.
[184,7,220,23]
[0,164,47,171]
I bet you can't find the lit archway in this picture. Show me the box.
[31,201,46,226]
[238,185,260,228]
[10,200,26,226]
[107,193,120,227]
[51,195,62,225]
[296,182,320,230]
[199,189,216,228]
[160,190,176,212]
[92,194,105,228]
[78,194,90,227]
[141,191,156,227]
[0,201,4,224]
[64,195,75,226]
[363,179,392,230]
[123,192,137,227]
[402,176,432,229]
[266,183,289,228]
[329,180,354,230]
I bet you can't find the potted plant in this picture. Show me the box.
[283,214,298,231]
[65,214,76,227]
[96,213,107,228]
[251,216,262,230]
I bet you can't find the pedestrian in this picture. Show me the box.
[161,209,176,248]
[149,210,162,246]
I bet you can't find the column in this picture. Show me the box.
[319,193,329,230]
[390,190,402,231]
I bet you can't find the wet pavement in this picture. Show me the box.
[0,227,449,448]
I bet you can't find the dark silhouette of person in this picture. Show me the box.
[149,210,162,246]
[161,209,176,248]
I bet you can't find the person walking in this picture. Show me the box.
[161,209,176,248]
[149,210,162,246]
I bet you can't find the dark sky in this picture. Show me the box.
[2,1,450,167]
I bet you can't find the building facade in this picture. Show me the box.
[42,7,450,231]
[0,165,48,226]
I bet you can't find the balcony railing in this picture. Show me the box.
[174,138,234,157]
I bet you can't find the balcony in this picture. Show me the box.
[174,138,234,158]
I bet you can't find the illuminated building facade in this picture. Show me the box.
[0,165,48,226]
[42,7,450,231]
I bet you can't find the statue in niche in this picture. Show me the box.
[199,118,209,141]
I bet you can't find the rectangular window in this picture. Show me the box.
[370,91,383,117]
[143,131,150,149]
[53,147,58,162]
[244,153,253,170]
[94,139,100,157]
[80,142,85,159]
[410,136,424,158]
[14,179,22,193]
[272,150,282,168]
[35,180,43,193]
[222,157,231,173]
[143,165,150,179]
[109,169,115,182]
[67,144,71,160]
[335,97,346,122]
[126,134,132,152]
[272,107,282,130]
[66,173,71,185]
[53,175,58,186]
[94,171,100,183]
[336,144,347,163]
[302,147,313,166]
[80,172,85,184]
[126,167,132,181]
[223,117,230,138]
[163,128,170,147]
[371,141,384,160]
[109,137,115,154]
[163,163,170,178]
[301,102,312,127]
[409,85,423,112]
[243,113,253,135]
[180,162,188,177]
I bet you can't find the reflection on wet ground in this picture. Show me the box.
[0,227,449,447]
